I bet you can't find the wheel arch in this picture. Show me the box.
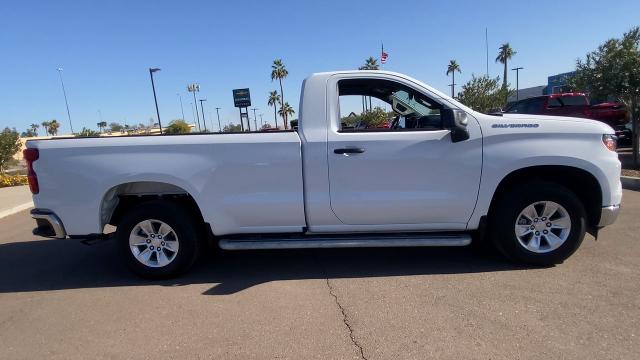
[487,165,603,230]
[100,181,208,233]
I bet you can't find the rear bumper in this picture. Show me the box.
[598,204,620,227]
[31,209,67,239]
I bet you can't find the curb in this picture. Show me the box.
[0,202,34,220]
[621,176,640,191]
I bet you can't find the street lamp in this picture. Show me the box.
[56,67,74,134]
[177,93,185,120]
[215,107,222,133]
[187,83,201,131]
[251,107,259,131]
[199,99,208,132]
[511,67,524,101]
[149,67,163,134]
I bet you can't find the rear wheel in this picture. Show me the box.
[116,201,200,279]
[489,182,586,266]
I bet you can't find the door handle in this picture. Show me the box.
[334,147,365,155]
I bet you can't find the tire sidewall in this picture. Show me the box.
[116,201,199,279]
[491,182,586,265]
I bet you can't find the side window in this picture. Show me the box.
[525,98,546,113]
[547,97,562,108]
[505,100,528,113]
[338,78,444,132]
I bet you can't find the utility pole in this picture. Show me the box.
[215,107,222,132]
[56,67,74,134]
[177,93,185,120]
[251,108,259,131]
[149,68,163,134]
[187,84,201,131]
[259,113,264,128]
[512,67,524,101]
[199,99,207,132]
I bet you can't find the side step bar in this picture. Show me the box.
[218,233,471,250]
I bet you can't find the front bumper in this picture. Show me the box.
[31,209,67,239]
[598,205,620,227]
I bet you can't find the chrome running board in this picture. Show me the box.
[218,233,471,250]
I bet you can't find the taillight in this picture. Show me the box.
[602,134,617,152]
[23,148,39,194]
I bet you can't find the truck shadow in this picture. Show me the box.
[0,237,532,295]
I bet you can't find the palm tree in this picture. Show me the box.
[496,43,516,89]
[358,57,380,70]
[267,90,281,129]
[30,123,39,136]
[446,60,462,98]
[97,121,107,133]
[48,120,60,136]
[278,102,295,128]
[271,59,289,128]
[359,57,380,111]
[41,121,50,135]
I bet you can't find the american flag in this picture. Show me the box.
[381,44,388,64]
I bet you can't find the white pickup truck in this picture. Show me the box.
[25,70,622,278]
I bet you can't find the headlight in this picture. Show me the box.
[602,134,617,152]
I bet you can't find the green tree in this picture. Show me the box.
[109,122,123,133]
[223,123,243,132]
[457,75,512,114]
[75,127,100,137]
[496,43,516,89]
[278,102,295,126]
[164,119,191,134]
[570,27,640,166]
[271,59,289,128]
[41,121,50,135]
[341,107,391,128]
[261,123,273,130]
[358,56,380,70]
[97,121,107,132]
[446,60,462,98]
[267,90,281,129]
[0,127,21,173]
[47,120,60,136]
[30,123,39,136]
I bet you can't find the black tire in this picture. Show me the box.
[116,201,200,279]
[489,181,587,266]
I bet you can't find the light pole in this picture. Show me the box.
[259,113,264,128]
[177,93,185,120]
[199,99,208,132]
[512,67,524,101]
[56,67,74,134]
[251,107,258,131]
[149,68,163,134]
[215,107,222,132]
[187,84,201,131]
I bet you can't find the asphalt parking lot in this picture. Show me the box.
[1,190,639,360]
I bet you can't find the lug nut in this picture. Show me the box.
[535,231,540,236]
[534,218,539,222]
[161,241,165,246]
[530,225,535,230]
[146,239,151,244]
[547,222,552,227]
[541,217,547,221]
[543,230,548,234]
[150,245,154,250]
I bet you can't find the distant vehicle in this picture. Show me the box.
[614,123,633,147]
[25,71,621,279]
[504,93,627,127]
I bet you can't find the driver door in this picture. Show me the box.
[326,76,482,228]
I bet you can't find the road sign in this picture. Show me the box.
[233,88,251,108]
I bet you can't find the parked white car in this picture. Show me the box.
[25,70,622,278]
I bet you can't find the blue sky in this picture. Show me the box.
[1,0,639,133]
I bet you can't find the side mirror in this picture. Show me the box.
[442,109,470,142]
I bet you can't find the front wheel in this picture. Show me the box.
[116,201,200,279]
[489,182,587,266]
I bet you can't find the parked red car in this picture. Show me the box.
[504,93,628,127]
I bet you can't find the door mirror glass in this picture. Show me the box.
[442,109,470,142]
